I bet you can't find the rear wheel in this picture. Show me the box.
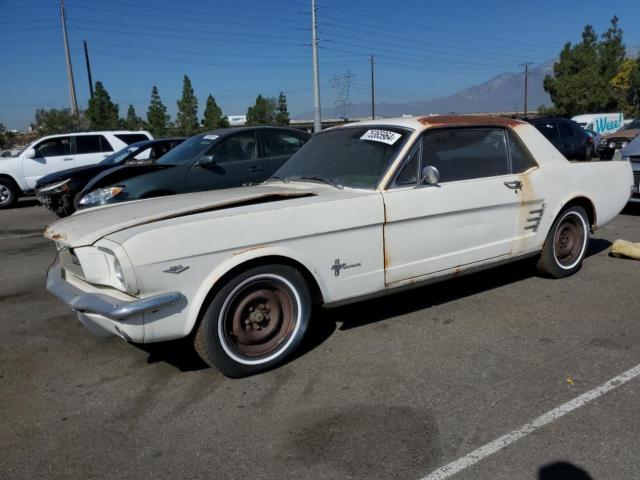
[0,178,18,209]
[194,264,311,377]
[537,206,590,278]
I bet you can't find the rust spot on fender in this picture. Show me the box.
[49,232,67,241]
[417,115,525,128]
[233,244,271,256]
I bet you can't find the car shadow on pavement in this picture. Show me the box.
[14,197,40,209]
[134,338,211,372]
[622,203,640,216]
[539,461,594,479]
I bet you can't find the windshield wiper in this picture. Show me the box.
[266,175,289,184]
[297,175,343,189]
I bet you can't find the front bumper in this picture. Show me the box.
[47,258,184,341]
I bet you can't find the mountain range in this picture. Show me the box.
[296,60,555,119]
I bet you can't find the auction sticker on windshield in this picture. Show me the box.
[360,129,402,145]
[203,134,220,141]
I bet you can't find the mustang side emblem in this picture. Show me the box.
[331,259,362,277]
[163,265,189,274]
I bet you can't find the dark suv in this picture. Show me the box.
[528,118,593,161]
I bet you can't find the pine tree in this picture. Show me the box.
[246,94,276,126]
[202,94,229,130]
[176,75,199,136]
[124,104,144,130]
[86,81,119,130]
[275,91,290,126]
[146,86,170,137]
[544,16,627,116]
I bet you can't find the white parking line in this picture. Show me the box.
[420,362,640,480]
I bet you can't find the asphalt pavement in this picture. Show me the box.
[1,197,639,480]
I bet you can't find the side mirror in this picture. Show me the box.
[419,165,440,186]
[197,154,216,167]
[25,148,36,159]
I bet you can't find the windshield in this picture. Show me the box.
[156,133,218,165]
[622,118,640,130]
[99,145,142,166]
[275,126,410,189]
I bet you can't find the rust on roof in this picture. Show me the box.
[416,115,525,128]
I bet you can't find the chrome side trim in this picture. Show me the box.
[324,251,540,308]
[47,260,183,320]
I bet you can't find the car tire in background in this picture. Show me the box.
[0,177,18,209]
[537,205,590,278]
[194,264,312,378]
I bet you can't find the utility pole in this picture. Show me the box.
[311,0,322,133]
[83,40,94,99]
[519,62,532,118]
[370,54,375,119]
[60,0,79,126]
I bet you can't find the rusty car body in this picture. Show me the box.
[44,116,634,377]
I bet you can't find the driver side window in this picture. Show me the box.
[209,132,256,164]
[35,137,71,157]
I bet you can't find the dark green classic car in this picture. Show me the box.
[77,126,311,208]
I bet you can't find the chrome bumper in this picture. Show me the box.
[47,259,184,321]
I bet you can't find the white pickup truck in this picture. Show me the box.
[0,130,152,208]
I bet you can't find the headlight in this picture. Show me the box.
[621,141,628,148]
[609,142,616,149]
[79,186,124,206]
[72,245,137,294]
[38,178,70,194]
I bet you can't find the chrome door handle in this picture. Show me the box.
[504,180,522,190]
[63,157,74,161]
[248,166,263,173]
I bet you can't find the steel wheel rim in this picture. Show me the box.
[218,274,300,364]
[0,185,11,206]
[553,213,585,268]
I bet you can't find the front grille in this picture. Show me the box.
[59,248,84,279]
[607,137,631,149]
[633,171,640,195]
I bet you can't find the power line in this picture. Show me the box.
[329,71,354,119]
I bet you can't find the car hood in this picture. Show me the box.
[81,163,171,194]
[621,136,640,157]
[36,164,107,188]
[44,183,322,247]
[602,128,640,139]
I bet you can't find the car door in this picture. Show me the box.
[22,136,73,189]
[73,135,114,167]
[186,131,264,192]
[382,127,523,285]
[259,129,307,176]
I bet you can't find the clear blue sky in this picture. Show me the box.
[1,0,639,130]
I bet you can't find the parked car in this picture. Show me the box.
[76,127,311,209]
[528,118,593,161]
[44,116,633,377]
[571,113,624,135]
[36,138,184,217]
[597,117,640,160]
[621,136,640,203]
[0,130,152,209]
[584,129,601,157]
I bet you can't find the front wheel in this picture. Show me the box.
[0,178,18,209]
[194,264,311,377]
[537,206,590,278]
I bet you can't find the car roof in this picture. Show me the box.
[200,126,311,136]
[125,137,184,148]
[528,117,575,123]
[328,115,526,131]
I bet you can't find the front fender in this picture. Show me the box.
[185,244,329,336]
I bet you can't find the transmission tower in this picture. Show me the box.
[330,71,354,120]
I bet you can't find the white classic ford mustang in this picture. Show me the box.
[45,116,634,377]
